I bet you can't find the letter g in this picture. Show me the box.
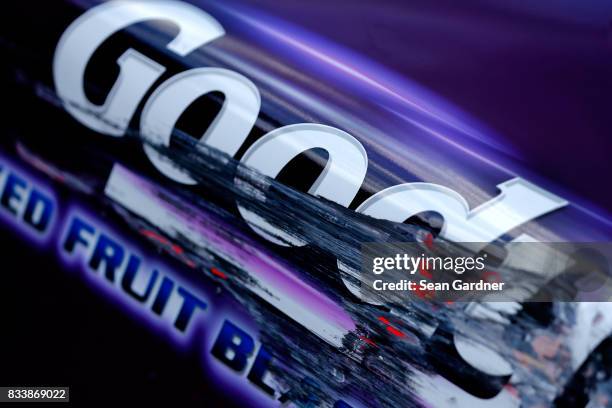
[53,1,225,136]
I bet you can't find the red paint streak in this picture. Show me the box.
[141,229,170,245]
[424,232,434,250]
[386,326,406,338]
[141,229,189,256]
[359,336,378,348]
[211,267,227,280]
[419,260,433,279]
[378,316,391,325]
[140,229,196,269]
[378,316,406,338]
[414,285,435,300]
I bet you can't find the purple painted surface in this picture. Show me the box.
[192,0,612,229]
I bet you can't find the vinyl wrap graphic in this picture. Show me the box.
[2,1,612,407]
